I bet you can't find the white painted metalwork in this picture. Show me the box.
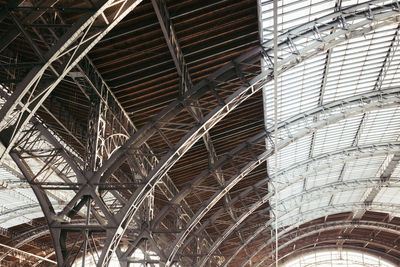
[182,88,400,266]
[282,249,395,267]
[1,1,400,266]
[255,0,400,266]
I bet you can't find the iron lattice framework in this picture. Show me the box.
[0,0,400,266]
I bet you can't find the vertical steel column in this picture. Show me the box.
[272,0,279,266]
[86,92,107,172]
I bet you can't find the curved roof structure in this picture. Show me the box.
[0,0,400,266]
[282,249,397,267]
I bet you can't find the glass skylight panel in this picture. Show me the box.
[12,188,37,204]
[379,34,400,88]
[374,187,400,204]
[390,162,400,178]
[357,107,400,145]
[277,206,300,227]
[261,0,335,43]
[268,135,312,174]
[312,114,364,155]
[332,188,367,205]
[341,156,387,181]
[305,164,344,189]
[300,197,331,214]
[263,54,324,122]
[261,0,400,234]
[279,180,304,200]
[322,26,398,103]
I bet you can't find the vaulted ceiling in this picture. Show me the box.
[0,0,399,266]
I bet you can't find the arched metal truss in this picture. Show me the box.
[127,84,400,266]
[0,0,144,158]
[237,202,400,267]
[205,185,400,267]
[278,246,400,266]
[2,1,400,266]
[95,4,400,266]
[256,220,400,267]
[152,86,400,229]
[173,142,400,267]
[0,228,49,262]
[13,77,400,266]
[114,85,400,265]
[264,237,400,267]
[162,87,400,266]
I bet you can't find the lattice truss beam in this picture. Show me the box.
[282,245,400,267]
[257,219,400,267]
[0,1,400,267]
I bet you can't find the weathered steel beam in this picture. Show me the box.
[166,88,400,265]
[0,0,60,54]
[259,221,400,267]
[0,0,144,161]
[222,183,400,266]
[90,5,400,265]
[239,202,400,267]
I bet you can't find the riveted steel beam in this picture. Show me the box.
[0,0,144,160]
[207,175,400,267]
[239,201,400,267]
[88,7,400,265]
[151,0,192,95]
[0,228,49,262]
[2,2,398,266]
[164,87,400,265]
[258,221,400,267]
[133,87,400,266]
[0,0,60,54]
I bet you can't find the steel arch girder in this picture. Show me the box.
[0,229,50,262]
[96,0,400,202]
[0,0,143,159]
[203,174,400,267]
[3,1,396,266]
[181,141,400,266]
[7,121,107,266]
[262,237,400,267]
[239,202,400,267]
[169,89,400,265]
[9,150,65,264]
[78,4,400,265]
[266,237,400,267]
[233,221,400,266]
[165,88,400,265]
[151,86,400,232]
[258,221,400,267]
[272,244,400,266]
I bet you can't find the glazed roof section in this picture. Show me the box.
[261,0,400,228]
[0,0,399,247]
